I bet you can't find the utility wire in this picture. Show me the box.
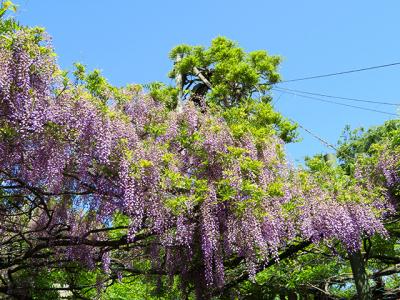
[290,119,357,161]
[274,87,400,107]
[289,118,339,152]
[276,62,400,83]
[271,90,284,106]
[274,89,398,117]
[288,118,355,160]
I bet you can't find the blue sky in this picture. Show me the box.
[16,1,399,163]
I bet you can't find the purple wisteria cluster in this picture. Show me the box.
[0,28,392,295]
[355,145,399,207]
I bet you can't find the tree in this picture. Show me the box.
[151,37,298,143]
[232,145,399,300]
[336,120,400,300]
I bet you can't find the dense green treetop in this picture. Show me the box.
[148,37,298,144]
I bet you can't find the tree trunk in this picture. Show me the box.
[288,291,297,300]
[175,54,184,112]
[349,250,371,300]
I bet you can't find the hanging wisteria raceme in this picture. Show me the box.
[0,26,392,298]
[377,149,400,189]
[297,184,387,252]
[354,144,400,208]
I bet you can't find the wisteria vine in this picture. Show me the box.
[0,25,395,298]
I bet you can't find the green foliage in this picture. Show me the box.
[0,1,19,36]
[333,119,400,299]
[0,1,17,18]
[0,15,18,33]
[6,263,104,299]
[329,283,357,299]
[161,168,208,213]
[303,154,382,205]
[144,82,179,110]
[72,62,86,82]
[109,212,129,239]
[72,63,113,102]
[222,99,298,143]
[167,37,298,143]
[337,120,400,174]
[236,245,350,299]
[169,36,281,107]
[103,275,185,300]
[72,62,142,107]
[103,276,155,299]
[385,274,400,290]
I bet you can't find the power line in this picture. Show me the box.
[290,119,356,161]
[276,62,400,83]
[288,118,356,160]
[274,89,398,117]
[274,87,400,107]
[289,118,339,152]
[271,90,284,106]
